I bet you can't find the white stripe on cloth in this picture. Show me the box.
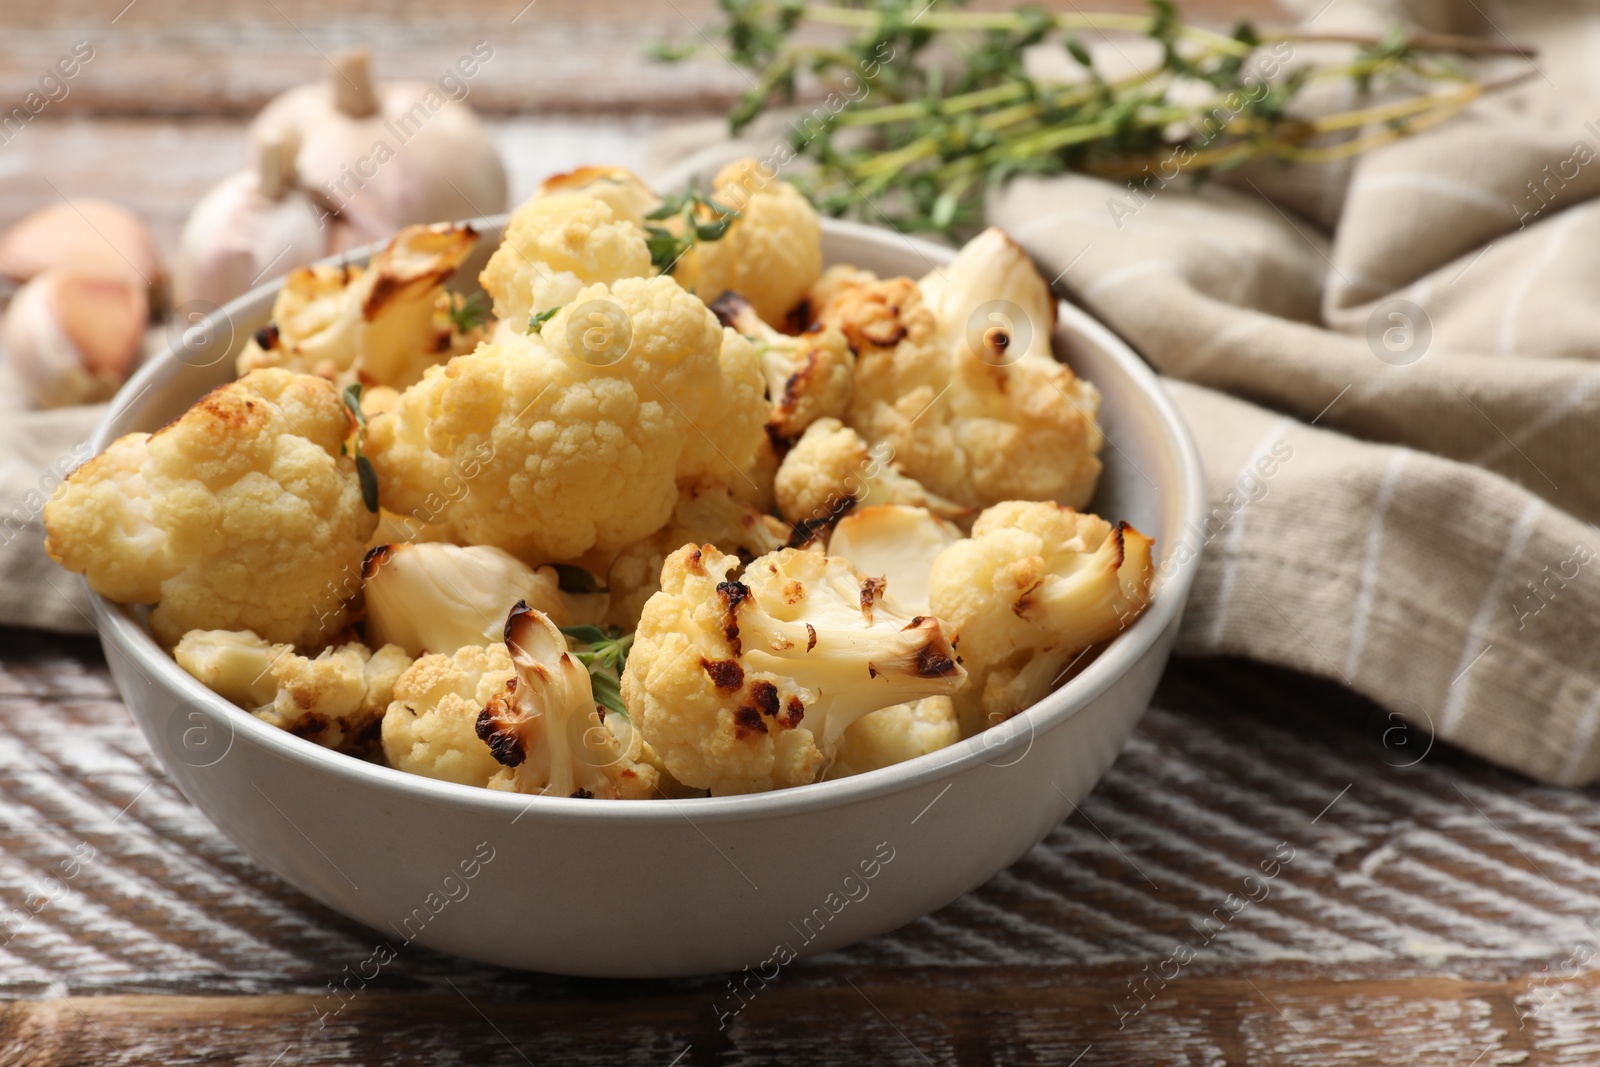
[1440,497,1546,735]
[1473,364,1600,470]
[1082,259,1179,303]
[1498,206,1587,356]
[1347,171,1508,215]
[1559,685,1600,785]
[1207,417,1296,650]
[1344,449,1412,680]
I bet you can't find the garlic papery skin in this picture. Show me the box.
[0,200,162,307]
[250,48,508,248]
[173,127,328,309]
[4,268,146,408]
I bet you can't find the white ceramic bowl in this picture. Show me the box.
[86,219,1205,978]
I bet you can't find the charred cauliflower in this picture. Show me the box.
[774,418,972,530]
[818,227,1103,510]
[670,159,822,328]
[622,544,966,795]
[928,501,1154,735]
[712,292,854,443]
[237,223,482,389]
[44,369,377,647]
[824,696,960,780]
[383,642,516,786]
[476,603,658,799]
[175,629,410,752]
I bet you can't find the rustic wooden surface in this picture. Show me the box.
[5,631,1600,1065]
[11,1,1600,1063]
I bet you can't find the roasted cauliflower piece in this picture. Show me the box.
[928,500,1154,735]
[670,159,822,328]
[676,326,770,486]
[827,505,963,616]
[824,696,960,780]
[175,628,410,753]
[476,603,659,799]
[237,223,482,389]
[480,192,653,329]
[537,165,661,227]
[774,417,973,530]
[712,292,854,443]
[605,478,789,631]
[818,227,1103,510]
[44,369,377,647]
[622,544,966,795]
[363,542,576,658]
[366,275,737,561]
[383,642,516,786]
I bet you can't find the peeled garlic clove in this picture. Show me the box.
[250,48,508,241]
[172,127,329,309]
[0,200,162,304]
[4,268,147,408]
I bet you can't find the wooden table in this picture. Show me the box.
[7,1,1600,1063]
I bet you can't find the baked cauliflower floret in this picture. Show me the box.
[712,292,854,443]
[824,696,960,780]
[44,369,377,647]
[366,275,731,561]
[237,223,482,389]
[774,418,973,530]
[383,642,515,786]
[476,603,659,799]
[827,505,963,615]
[670,159,822,328]
[929,500,1154,735]
[537,165,661,227]
[606,478,789,631]
[676,326,769,485]
[480,193,652,329]
[175,629,410,753]
[364,542,575,658]
[622,544,966,795]
[820,227,1104,509]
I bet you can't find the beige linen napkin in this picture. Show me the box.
[646,0,1600,784]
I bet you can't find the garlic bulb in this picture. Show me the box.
[172,127,328,309]
[4,268,146,408]
[250,48,507,247]
[0,199,162,306]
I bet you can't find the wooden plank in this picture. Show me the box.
[0,971,1588,1066]
[0,0,1288,117]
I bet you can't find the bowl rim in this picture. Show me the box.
[87,215,1207,826]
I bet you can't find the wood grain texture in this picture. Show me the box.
[0,0,1289,117]
[1,629,1599,1064]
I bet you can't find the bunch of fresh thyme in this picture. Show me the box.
[654,0,1532,235]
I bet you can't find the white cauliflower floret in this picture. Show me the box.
[670,159,822,328]
[475,603,659,799]
[44,369,377,647]
[676,326,769,485]
[622,544,966,795]
[827,505,963,615]
[712,292,854,442]
[824,697,959,780]
[237,223,482,389]
[819,227,1103,509]
[480,193,652,329]
[928,500,1154,735]
[605,478,789,631]
[366,275,731,561]
[537,166,661,227]
[382,642,515,786]
[774,418,973,530]
[175,629,410,753]
[364,542,574,657]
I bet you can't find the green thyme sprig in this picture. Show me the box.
[560,624,634,719]
[644,184,742,272]
[527,305,562,334]
[654,0,1533,237]
[341,383,379,513]
[449,290,491,334]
